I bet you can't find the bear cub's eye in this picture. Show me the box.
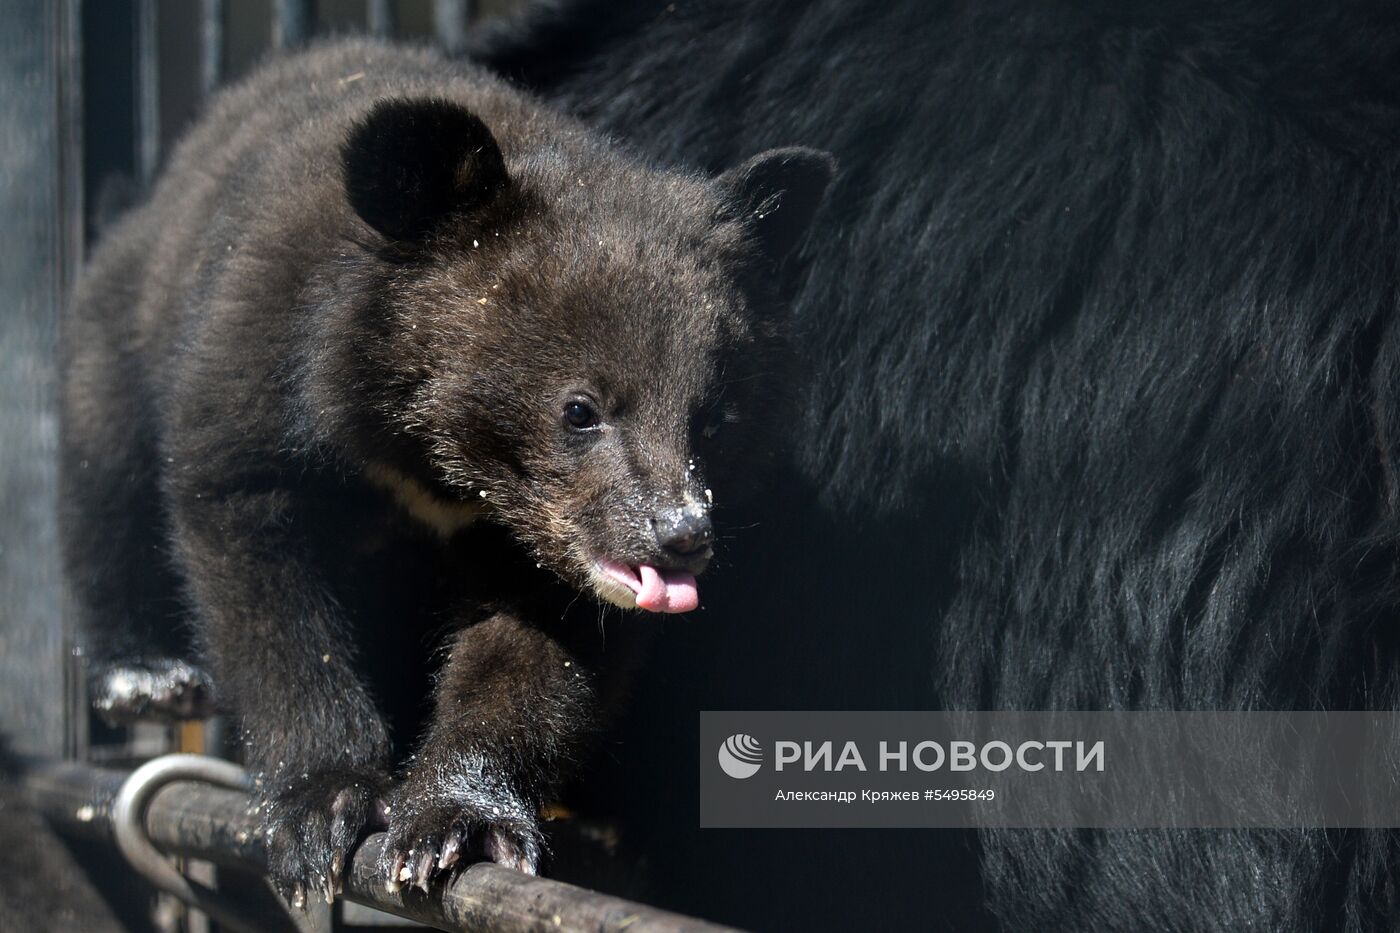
[563,399,601,431]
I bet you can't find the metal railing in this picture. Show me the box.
[24,754,741,933]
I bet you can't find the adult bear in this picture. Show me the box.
[476,2,1400,931]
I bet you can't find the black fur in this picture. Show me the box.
[475,1,1400,930]
[342,98,508,241]
[60,38,829,903]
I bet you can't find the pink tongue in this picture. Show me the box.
[635,565,699,613]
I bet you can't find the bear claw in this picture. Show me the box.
[380,791,543,894]
[263,768,388,907]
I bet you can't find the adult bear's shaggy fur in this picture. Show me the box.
[477,2,1400,929]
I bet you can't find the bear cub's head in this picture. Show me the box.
[341,98,832,613]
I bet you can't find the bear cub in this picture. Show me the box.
[61,39,831,901]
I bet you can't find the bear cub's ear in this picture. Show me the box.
[717,147,836,265]
[342,97,508,242]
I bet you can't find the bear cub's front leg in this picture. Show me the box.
[380,612,592,890]
[171,485,398,907]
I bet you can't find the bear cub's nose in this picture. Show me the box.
[654,508,713,557]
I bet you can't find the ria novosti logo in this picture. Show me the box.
[718,733,763,779]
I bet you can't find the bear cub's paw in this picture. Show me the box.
[380,757,543,892]
[262,767,389,907]
[90,658,217,724]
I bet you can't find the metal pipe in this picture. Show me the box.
[133,0,160,185]
[112,755,266,933]
[54,0,84,290]
[272,0,312,50]
[432,0,471,55]
[201,0,224,95]
[366,0,396,37]
[23,757,743,933]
